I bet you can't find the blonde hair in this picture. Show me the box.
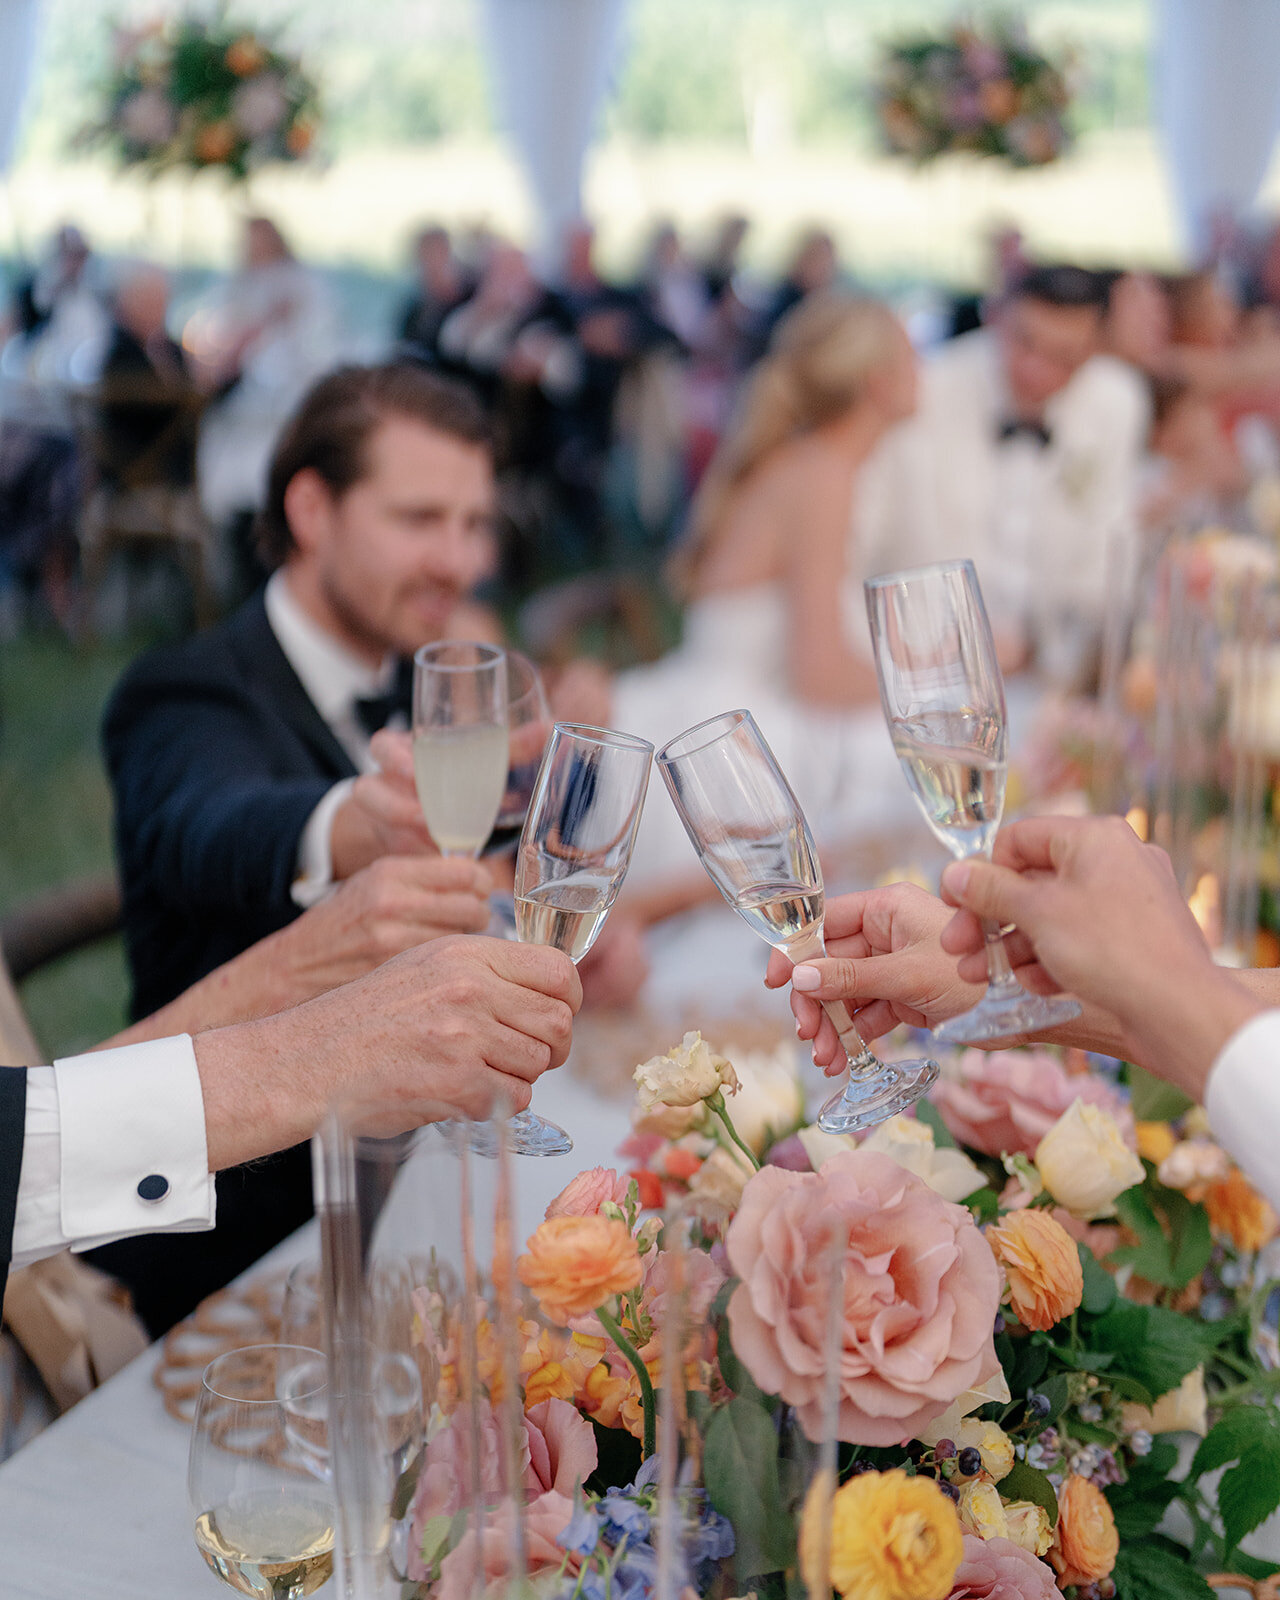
[675,292,900,593]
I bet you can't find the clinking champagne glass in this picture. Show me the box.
[865,559,1082,1044]
[412,641,509,859]
[511,722,654,1156]
[657,710,938,1134]
[189,1344,333,1600]
[486,651,552,858]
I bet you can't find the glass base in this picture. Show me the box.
[933,987,1082,1046]
[507,1108,574,1157]
[816,1057,940,1135]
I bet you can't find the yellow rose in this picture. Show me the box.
[634,1031,738,1109]
[1135,1121,1177,1165]
[1003,1499,1054,1557]
[957,1480,1009,1541]
[950,1419,1014,1483]
[1123,1365,1208,1438]
[826,1470,963,1600]
[1035,1099,1144,1219]
[860,1115,986,1204]
[917,1372,1013,1453]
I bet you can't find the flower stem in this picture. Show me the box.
[597,1304,657,1460]
[708,1092,760,1171]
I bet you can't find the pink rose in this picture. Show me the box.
[726,1151,1001,1445]
[523,1398,597,1497]
[948,1534,1059,1599]
[545,1166,632,1220]
[434,1490,576,1600]
[636,1243,725,1363]
[933,1051,1132,1159]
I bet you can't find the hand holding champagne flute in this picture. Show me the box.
[511,723,654,1154]
[656,710,938,1134]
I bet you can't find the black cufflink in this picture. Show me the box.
[137,1174,170,1203]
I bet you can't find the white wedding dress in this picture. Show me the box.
[613,580,911,889]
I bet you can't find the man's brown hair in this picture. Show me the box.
[256,362,492,569]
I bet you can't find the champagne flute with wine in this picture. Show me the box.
[189,1344,333,1600]
[411,641,509,860]
[657,710,938,1133]
[865,559,1082,1043]
[510,723,654,1154]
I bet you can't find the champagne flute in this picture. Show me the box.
[412,641,509,859]
[510,722,655,1155]
[657,710,938,1134]
[190,1344,333,1600]
[865,559,1082,1043]
[486,651,552,858]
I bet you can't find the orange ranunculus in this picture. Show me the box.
[1204,1167,1279,1254]
[1050,1475,1118,1587]
[986,1209,1084,1332]
[828,1469,964,1600]
[517,1214,642,1324]
[285,120,315,156]
[195,120,237,163]
[225,35,266,76]
[979,79,1018,122]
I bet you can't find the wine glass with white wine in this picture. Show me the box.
[657,709,938,1134]
[190,1344,333,1600]
[865,558,1082,1044]
[412,641,509,860]
[511,723,654,1154]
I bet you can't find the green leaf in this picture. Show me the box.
[1219,1460,1280,1560]
[1127,1063,1195,1124]
[999,1460,1058,1524]
[1226,1550,1280,1581]
[1106,1443,1183,1540]
[1191,1407,1278,1478]
[391,1447,424,1521]
[1112,1541,1216,1600]
[414,1515,453,1573]
[1037,1372,1072,1428]
[1078,1242,1117,1315]
[717,1301,767,1407]
[1090,1302,1217,1398]
[964,1186,1000,1224]
[915,1098,956,1148]
[704,1397,796,1578]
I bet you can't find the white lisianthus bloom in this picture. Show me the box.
[689,1146,754,1216]
[722,1041,805,1155]
[634,1031,738,1110]
[860,1115,987,1203]
[796,1124,856,1170]
[1035,1098,1144,1219]
[1122,1365,1208,1438]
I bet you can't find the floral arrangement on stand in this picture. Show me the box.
[873,19,1073,168]
[82,16,320,180]
[395,1032,1280,1600]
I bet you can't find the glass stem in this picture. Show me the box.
[982,917,1024,997]
[789,929,883,1080]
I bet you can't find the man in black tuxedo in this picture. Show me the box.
[96,363,501,1330]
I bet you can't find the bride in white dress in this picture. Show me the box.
[614,292,921,900]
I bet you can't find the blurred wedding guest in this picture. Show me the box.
[97,263,200,490]
[193,214,340,595]
[948,222,1030,340]
[436,242,542,409]
[762,227,840,336]
[613,292,919,905]
[1140,375,1248,529]
[398,224,475,362]
[640,222,708,347]
[2,933,579,1288]
[857,264,1149,675]
[95,363,499,1326]
[700,214,750,306]
[1101,269,1173,374]
[8,224,111,382]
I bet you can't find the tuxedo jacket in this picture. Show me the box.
[91,589,359,1333]
[0,1067,25,1291]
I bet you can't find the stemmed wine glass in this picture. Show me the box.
[190,1344,333,1599]
[486,651,552,856]
[411,641,509,860]
[511,722,655,1155]
[865,559,1082,1044]
[657,710,938,1134]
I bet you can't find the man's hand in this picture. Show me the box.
[764,883,981,1070]
[196,935,583,1168]
[330,730,432,879]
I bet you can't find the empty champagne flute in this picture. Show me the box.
[865,559,1082,1043]
[189,1344,333,1600]
[511,722,654,1155]
[486,651,553,858]
[412,641,509,859]
[657,710,938,1134]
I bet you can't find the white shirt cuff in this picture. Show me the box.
[11,1036,215,1267]
[1205,1008,1280,1213]
[291,778,356,908]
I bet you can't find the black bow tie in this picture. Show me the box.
[997,417,1052,449]
[353,657,414,737]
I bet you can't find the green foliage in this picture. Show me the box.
[1112,1541,1216,1600]
[1109,1177,1213,1290]
[1105,1437,1183,1540]
[1125,1063,1195,1124]
[1079,1241,1118,1315]
[1192,1409,1280,1559]
[703,1398,795,1578]
[1086,1301,1222,1400]
[1000,1460,1058,1523]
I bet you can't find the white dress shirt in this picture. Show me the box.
[11,1036,215,1269]
[1205,1009,1280,1212]
[856,330,1150,642]
[263,571,394,907]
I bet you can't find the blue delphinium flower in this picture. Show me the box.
[600,1492,651,1546]
[558,1495,602,1559]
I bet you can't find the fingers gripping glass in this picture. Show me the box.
[657,710,938,1134]
[865,560,1082,1044]
[510,722,654,1156]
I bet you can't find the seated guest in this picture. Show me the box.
[3,933,580,1285]
[96,362,502,1329]
[857,265,1150,671]
[98,264,200,489]
[1140,375,1249,529]
[398,225,475,362]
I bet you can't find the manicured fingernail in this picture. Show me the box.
[942,861,971,896]
[792,965,820,992]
